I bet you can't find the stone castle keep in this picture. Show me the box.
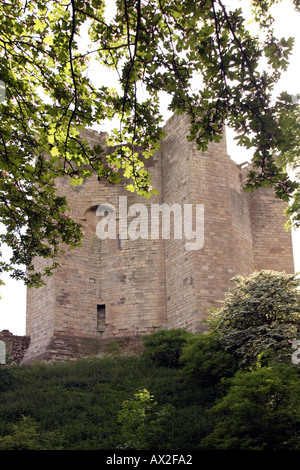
[22,114,295,363]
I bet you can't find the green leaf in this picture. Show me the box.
[44,35,54,45]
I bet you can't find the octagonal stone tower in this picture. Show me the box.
[22,114,295,363]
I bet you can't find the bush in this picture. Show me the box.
[0,367,15,392]
[216,270,300,328]
[0,415,63,450]
[117,388,175,450]
[200,364,300,450]
[142,329,193,368]
[179,332,238,385]
[209,270,300,368]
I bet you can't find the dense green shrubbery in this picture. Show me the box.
[200,364,300,450]
[0,415,63,450]
[209,270,300,368]
[141,328,193,368]
[179,332,238,385]
[117,388,176,450]
[0,341,299,450]
[0,367,15,392]
[0,270,299,450]
[0,355,215,450]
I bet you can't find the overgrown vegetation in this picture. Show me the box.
[141,328,193,368]
[208,270,300,368]
[0,270,299,450]
[0,355,218,450]
[0,348,299,450]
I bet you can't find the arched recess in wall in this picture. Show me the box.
[81,204,118,241]
[83,204,117,239]
[81,205,103,306]
[81,204,119,319]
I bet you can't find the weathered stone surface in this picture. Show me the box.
[0,330,30,365]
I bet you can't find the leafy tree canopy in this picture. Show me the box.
[201,364,300,450]
[1,0,300,285]
[209,270,300,366]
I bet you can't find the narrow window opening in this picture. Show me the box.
[97,304,106,332]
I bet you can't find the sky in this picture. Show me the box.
[0,0,299,336]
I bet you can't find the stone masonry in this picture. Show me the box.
[0,330,30,365]
[22,113,295,363]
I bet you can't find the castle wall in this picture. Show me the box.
[23,115,295,363]
[227,161,255,276]
[24,257,56,361]
[159,114,199,331]
[191,136,239,329]
[248,185,295,273]
[23,129,167,362]
[161,115,256,333]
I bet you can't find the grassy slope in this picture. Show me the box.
[0,356,217,450]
